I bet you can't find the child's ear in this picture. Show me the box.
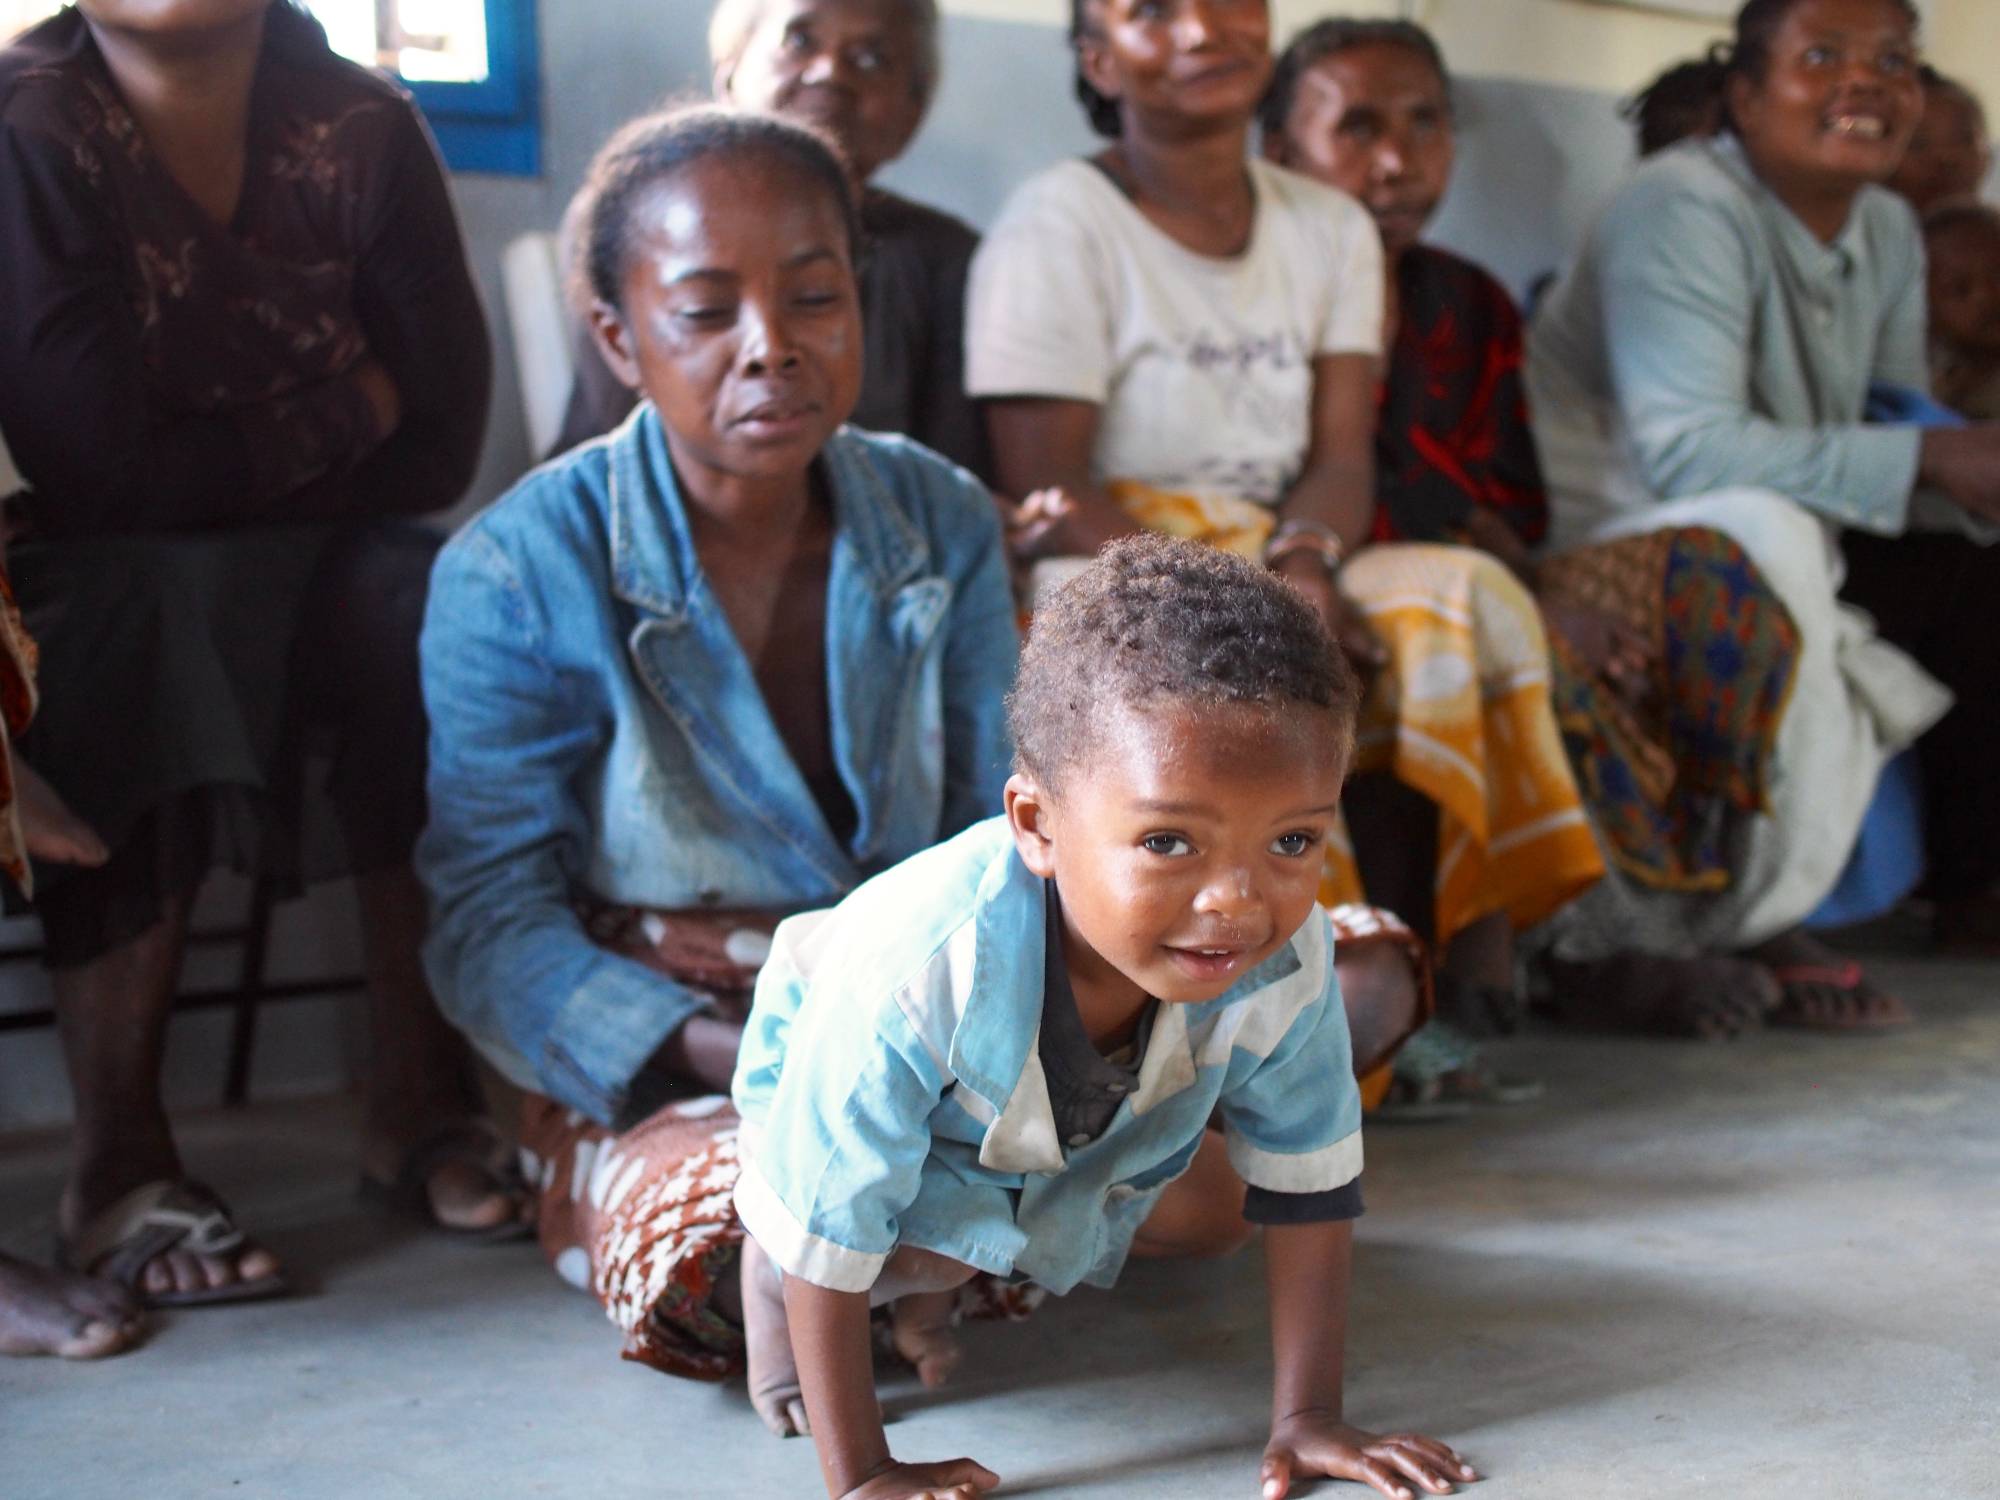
[1004,772,1059,879]
[586,299,646,393]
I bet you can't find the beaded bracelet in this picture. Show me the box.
[1263,518,1347,577]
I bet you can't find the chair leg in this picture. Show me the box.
[223,877,277,1108]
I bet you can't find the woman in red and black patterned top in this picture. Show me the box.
[0,0,524,1311]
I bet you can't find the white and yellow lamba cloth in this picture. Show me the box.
[1325,544,1603,944]
[730,817,1363,1297]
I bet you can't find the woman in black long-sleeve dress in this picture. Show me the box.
[0,0,521,1308]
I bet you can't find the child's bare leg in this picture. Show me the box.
[740,1234,811,1438]
[1340,938,1425,1076]
[0,1253,143,1359]
[1130,1128,1255,1260]
[878,1248,977,1392]
[740,1238,976,1435]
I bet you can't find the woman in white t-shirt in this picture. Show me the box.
[967,0,1603,1108]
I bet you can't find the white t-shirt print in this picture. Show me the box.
[966,156,1384,510]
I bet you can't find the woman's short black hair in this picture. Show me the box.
[1621,52,1728,157]
[571,103,861,313]
[1008,533,1359,789]
[1258,18,1452,143]
[1923,196,2000,243]
[1069,0,1124,138]
[1721,0,1920,127]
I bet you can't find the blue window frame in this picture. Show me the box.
[403,0,540,177]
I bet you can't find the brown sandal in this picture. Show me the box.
[58,1179,291,1309]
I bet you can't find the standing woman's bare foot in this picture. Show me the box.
[0,1254,143,1358]
[14,759,108,868]
[739,1235,810,1437]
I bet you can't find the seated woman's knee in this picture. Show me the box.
[1341,941,1423,1078]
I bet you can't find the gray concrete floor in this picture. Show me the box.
[4,948,1997,1500]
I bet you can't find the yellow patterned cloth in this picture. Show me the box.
[1108,480,1275,562]
[1321,543,1603,944]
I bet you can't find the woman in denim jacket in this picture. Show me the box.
[416,108,1018,1383]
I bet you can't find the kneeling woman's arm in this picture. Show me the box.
[417,532,722,1126]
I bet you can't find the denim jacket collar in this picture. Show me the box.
[606,405,932,621]
[604,406,954,879]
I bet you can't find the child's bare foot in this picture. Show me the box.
[1544,952,1780,1040]
[890,1290,962,1389]
[15,759,108,868]
[0,1254,143,1359]
[740,1236,810,1437]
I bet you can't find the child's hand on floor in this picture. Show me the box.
[1260,1412,1478,1499]
[836,1456,1000,1500]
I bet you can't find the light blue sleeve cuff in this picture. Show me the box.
[538,953,715,1125]
[1834,425,1921,537]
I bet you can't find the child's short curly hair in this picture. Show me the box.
[1009,534,1360,788]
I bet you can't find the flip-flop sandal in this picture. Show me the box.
[359,1120,536,1244]
[1765,960,1913,1032]
[58,1179,291,1309]
[1375,1017,1545,1124]
[1373,1078,1476,1124]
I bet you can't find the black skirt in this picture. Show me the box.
[12,519,436,966]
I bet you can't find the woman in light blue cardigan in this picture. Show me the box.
[1527,0,2000,1023]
